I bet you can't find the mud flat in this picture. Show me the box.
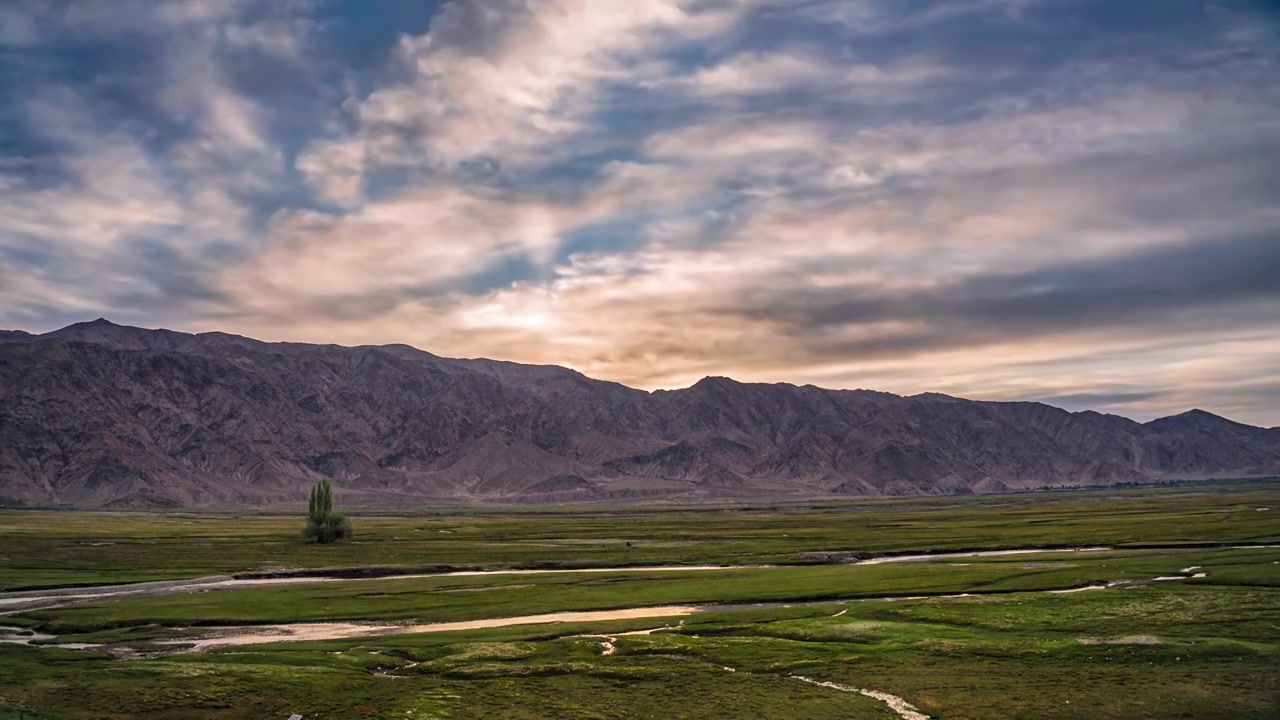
[157,606,702,651]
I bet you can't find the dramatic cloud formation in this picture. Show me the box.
[1,0,1278,424]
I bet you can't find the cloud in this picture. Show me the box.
[677,49,951,99]
[792,0,1042,32]
[297,0,746,198]
[1030,391,1167,410]
[734,230,1280,357]
[2,0,1279,425]
[0,0,305,321]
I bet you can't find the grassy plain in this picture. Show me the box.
[1,482,1278,719]
[2,482,1277,590]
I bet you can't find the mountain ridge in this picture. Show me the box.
[1,319,1276,508]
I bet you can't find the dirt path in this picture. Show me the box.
[791,675,930,720]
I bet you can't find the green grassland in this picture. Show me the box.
[2,482,1278,590]
[4,581,1279,719]
[16,546,1280,636]
[1,483,1279,718]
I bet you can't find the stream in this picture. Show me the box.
[5,544,1273,614]
[0,546,1135,613]
[0,565,753,613]
[0,566,1215,655]
[3,543,1271,645]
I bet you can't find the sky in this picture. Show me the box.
[1,1,1278,426]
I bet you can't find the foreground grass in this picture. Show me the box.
[2,583,1278,719]
[2,486,1279,718]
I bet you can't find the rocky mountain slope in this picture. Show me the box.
[1,319,1277,507]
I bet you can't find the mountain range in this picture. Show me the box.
[1,319,1277,507]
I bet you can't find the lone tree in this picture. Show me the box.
[304,478,352,544]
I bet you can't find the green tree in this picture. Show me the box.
[303,478,352,544]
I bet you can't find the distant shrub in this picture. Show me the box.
[304,478,352,543]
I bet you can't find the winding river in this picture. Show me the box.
[3,544,1272,653]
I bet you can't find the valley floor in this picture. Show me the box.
[1,483,1278,719]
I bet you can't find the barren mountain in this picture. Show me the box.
[1,319,1277,507]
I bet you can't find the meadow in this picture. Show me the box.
[1,482,1278,718]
